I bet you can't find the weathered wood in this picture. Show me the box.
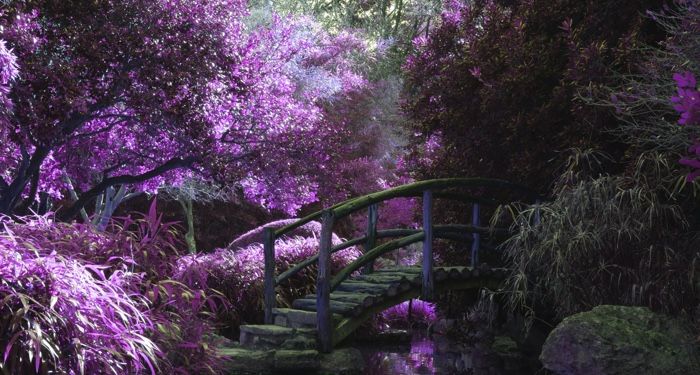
[447,267,466,279]
[422,190,434,301]
[263,227,276,324]
[335,281,392,294]
[435,268,448,282]
[353,273,419,285]
[332,177,542,219]
[316,210,335,353]
[375,267,421,274]
[273,196,359,238]
[276,225,505,287]
[470,203,481,268]
[461,267,475,278]
[305,292,377,307]
[331,232,425,290]
[362,204,379,274]
[295,298,361,316]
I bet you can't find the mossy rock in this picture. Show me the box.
[219,347,274,374]
[540,305,700,375]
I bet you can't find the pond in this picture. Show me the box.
[357,332,459,375]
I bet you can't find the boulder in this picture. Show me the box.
[540,305,700,375]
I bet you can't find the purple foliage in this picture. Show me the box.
[226,218,324,250]
[672,72,700,126]
[175,227,360,330]
[0,1,368,217]
[0,204,226,374]
[375,300,438,331]
[0,222,159,374]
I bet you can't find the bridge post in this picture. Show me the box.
[362,204,378,274]
[421,190,434,301]
[470,203,481,267]
[317,210,335,353]
[263,227,276,324]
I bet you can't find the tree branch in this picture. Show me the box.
[15,169,40,213]
[56,156,197,221]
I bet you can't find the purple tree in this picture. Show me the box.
[0,1,364,219]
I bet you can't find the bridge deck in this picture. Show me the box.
[293,265,507,318]
[238,265,507,351]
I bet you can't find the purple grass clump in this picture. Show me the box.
[1,205,226,374]
[375,300,438,330]
[0,223,159,374]
[226,218,326,250]
[175,224,361,331]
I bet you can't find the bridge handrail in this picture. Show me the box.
[330,177,540,219]
[329,229,502,291]
[272,178,538,240]
[275,224,506,286]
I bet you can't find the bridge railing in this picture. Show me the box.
[262,178,542,352]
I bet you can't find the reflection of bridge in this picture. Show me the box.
[239,178,541,353]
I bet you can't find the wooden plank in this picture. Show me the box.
[435,267,448,282]
[461,267,475,278]
[335,281,396,296]
[304,292,377,307]
[422,190,434,301]
[353,273,419,284]
[446,266,467,279]
[295,298,360,316]
[362,204,378,274]
[263,227,275,324]
[316,210,334,353]
[375,267,421,274]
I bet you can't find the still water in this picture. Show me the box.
[358,332,460,375]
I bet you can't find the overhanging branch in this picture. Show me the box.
[56,156,197,221]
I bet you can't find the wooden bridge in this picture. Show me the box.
[238,178,541,353]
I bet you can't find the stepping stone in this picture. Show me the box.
[273,308,343,328]
[274,350,319,371]
[239,325,314,349]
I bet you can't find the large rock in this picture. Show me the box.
[540,305,700,375]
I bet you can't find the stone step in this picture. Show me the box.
[272,308,342,329]
[292,298,362,316]
[239,324,315,349]
[303,291,378,308]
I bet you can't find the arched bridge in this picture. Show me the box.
[238,178,542,353]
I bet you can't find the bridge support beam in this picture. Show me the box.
[263,227,276,324]
[470,203,480,267]
[421,190,434,301]
[317,210,335,353]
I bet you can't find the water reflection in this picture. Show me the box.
[360,332,455,375]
